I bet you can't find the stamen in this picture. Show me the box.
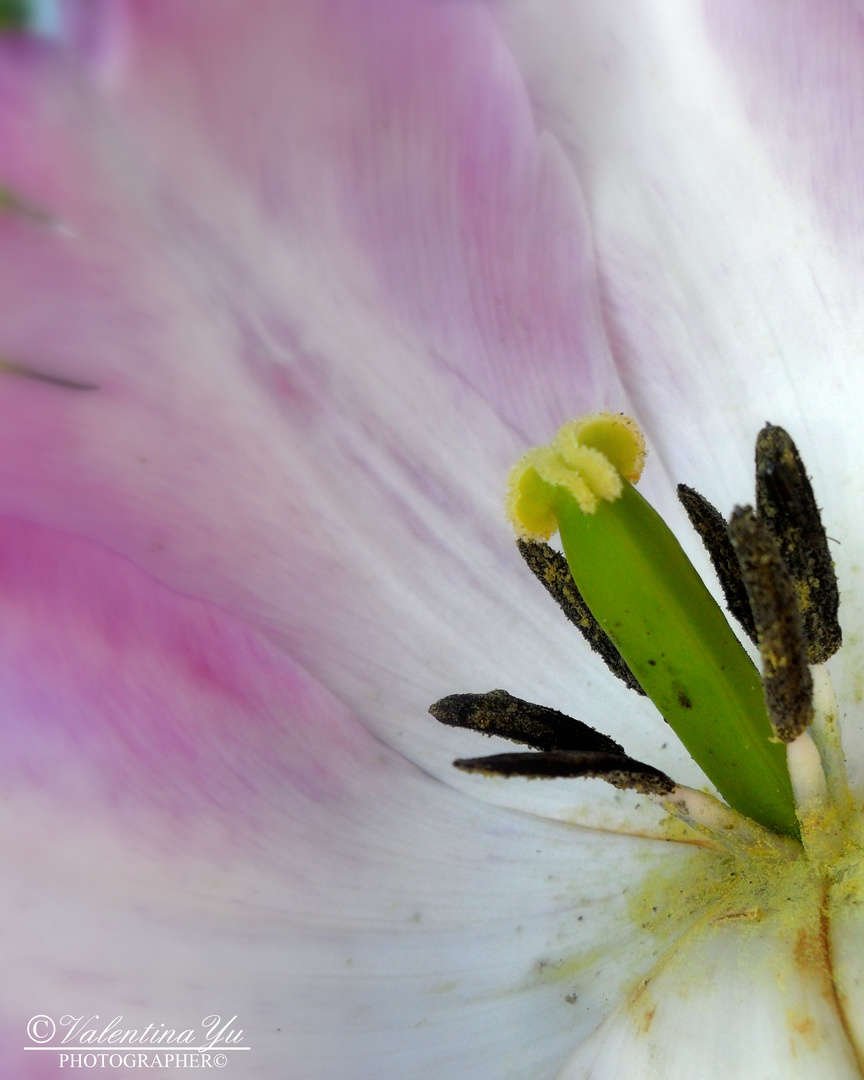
[785,729,828,815]
[454,740,799,854]
[677,483,756,644]
[515,539,645,695]
[809,664,850,808]
[755,424,841,663]
[429,689,624,754]
[657,786,800,858]
[728,506,813,742]
[453,748,675,795]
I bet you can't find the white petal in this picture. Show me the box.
[562,852,861,1080]
[0,513,704,1078]
[827,810,864,1062]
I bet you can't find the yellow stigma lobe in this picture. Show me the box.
[506,412,646,540]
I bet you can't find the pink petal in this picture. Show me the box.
[0,515,690,1077]
[109,0,616,436]
[0,6,695,813]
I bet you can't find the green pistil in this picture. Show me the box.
[555,481,797,835]
[506,413,799,837]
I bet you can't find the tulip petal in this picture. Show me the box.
[0,513,713,1078]
[704,0,864,252]
[826,812,864,1062]
[110,0,619,435]
[562,859,861,1080]
[0,4,707,827]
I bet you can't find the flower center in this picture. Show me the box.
[431,415,848,845]
[430,417,864,1064]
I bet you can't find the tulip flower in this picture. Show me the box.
[2,1,864,1078]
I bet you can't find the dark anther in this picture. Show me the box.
[429,689,625,755]
[677,483,757,645]
[516,539,645,695]
[728,506,813,742]
[453,749,676,796]
[755,424,840,664]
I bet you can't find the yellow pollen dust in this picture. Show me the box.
[506,412,646,540]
